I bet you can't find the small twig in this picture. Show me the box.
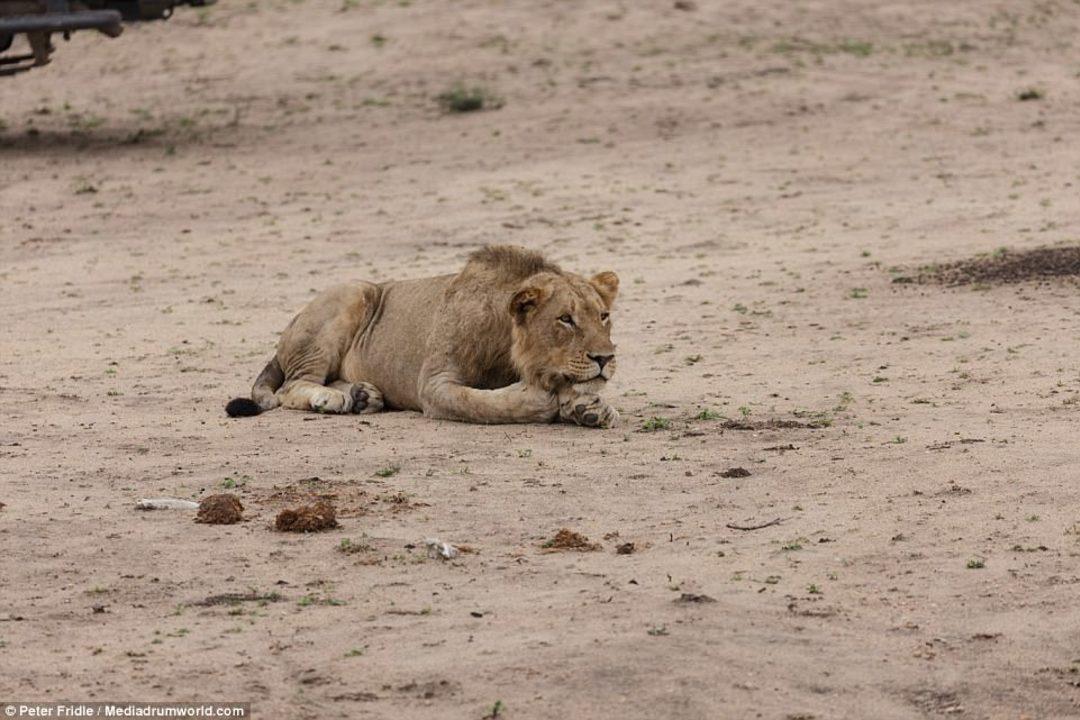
[726,517,783,531]
[136,498,199,511]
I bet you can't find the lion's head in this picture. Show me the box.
[508,270,619,391]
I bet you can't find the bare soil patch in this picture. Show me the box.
[3,1,1079,718]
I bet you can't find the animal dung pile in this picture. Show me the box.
[542,528,601,552]
[195,494,244,525]
[275,500,339,532]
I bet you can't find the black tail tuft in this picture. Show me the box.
[226,398,263,418]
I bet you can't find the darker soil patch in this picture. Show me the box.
[195,494,243,525]
[275,500,339,532]
[251,479,427,519]
[720,467,752,478]
[721,419,825,431]
[899,245,1080,286]
[331,692,380,702]
[397,679,460,699]
[542,528,601,551]
[908,688,964,715]
[191,591,282,607]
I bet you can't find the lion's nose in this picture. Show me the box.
[589,353,614,370]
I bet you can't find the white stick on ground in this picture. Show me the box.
[135,498,200,511]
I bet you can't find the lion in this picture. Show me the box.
[225,245,620,428]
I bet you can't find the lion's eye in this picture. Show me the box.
[600,312,610,322]
[558,314,574,326]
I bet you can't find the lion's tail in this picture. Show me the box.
[225,357,285,418]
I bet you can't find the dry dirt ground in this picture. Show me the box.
[2,1,1080,718]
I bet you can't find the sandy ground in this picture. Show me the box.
[2,1,1080,718]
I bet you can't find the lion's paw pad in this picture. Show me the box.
[564,395,618,428]
[349,383,384,414]
[350,386,369,410]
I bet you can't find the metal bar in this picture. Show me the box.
[0,59,37,76]
[0,52,35,66]
[0,10,122,34]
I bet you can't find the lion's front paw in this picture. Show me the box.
[560,393,619,428]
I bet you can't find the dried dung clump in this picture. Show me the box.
[195,494,243,525]
[275,500,339,532]
[720,467,752,478]
[903,245,1080,286]
[542,528,601,552]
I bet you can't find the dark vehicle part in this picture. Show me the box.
[0,0,214,76]
[97,0,209,21]
[0,9,121,33]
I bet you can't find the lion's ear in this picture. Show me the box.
[590,271,619,308]
[509,285,548,322]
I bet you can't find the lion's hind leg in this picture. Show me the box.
[328,380,385,415]
[273,283,380,415]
